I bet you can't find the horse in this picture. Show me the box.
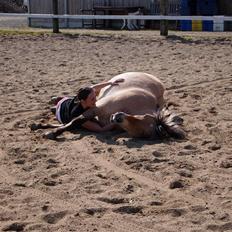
[31,72,185,140]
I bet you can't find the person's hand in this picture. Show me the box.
[111,78,124,86]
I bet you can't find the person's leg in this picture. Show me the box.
[50,96,64,105]
[50,96,65,115]
[51,106,56,115]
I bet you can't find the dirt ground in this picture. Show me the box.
[0,29,232,232]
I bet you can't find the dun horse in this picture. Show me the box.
[31,72,185,140]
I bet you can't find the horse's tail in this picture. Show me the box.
[154,108,186,139]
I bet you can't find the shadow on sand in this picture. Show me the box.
[62,129,185,149]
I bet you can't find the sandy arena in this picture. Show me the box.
[0,29,232,232]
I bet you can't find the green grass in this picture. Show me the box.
[182,35,193,41]
[0,28,130,38]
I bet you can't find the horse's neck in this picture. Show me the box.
[82,106,100,119]
[92,103,111,126]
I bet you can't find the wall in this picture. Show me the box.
[217,0,232,15]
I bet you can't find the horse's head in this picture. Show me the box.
[110,108,185,139]
[111,112,157,137]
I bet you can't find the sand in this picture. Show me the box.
[0,30,232,232]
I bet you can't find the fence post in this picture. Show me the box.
[27,0,31,27]
[64,0,68,28]
[160,0,168,36]
[52,0,59,33]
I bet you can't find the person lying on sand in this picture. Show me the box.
[50,79,124,132]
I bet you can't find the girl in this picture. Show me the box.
[52,79,124,132]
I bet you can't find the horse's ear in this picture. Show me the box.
[151,111,157,116]
[144,113,156,118]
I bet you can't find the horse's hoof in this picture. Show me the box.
[30,123,42,131]
[43,131,57,140]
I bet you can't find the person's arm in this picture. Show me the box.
[91,78,124,96]
[82,121,115,132]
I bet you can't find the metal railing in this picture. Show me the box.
[0,13,232,35]
[1,13,232,21]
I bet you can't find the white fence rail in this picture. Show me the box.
[1,13,231,35]
[0,13,232,21]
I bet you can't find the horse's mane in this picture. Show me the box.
[153,108,186,139]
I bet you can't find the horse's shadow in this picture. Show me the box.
[65,129,184,149]
[166,35,202,45]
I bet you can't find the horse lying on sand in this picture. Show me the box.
[31,72,185,140]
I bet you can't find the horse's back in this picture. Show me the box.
[95,72,165,125]
[98,72,164,100]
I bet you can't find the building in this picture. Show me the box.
[27,0,180,29]
[27,0,232,30]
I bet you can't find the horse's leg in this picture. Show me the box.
[30,122,62,131]
[43,115,89,140]
[42,107,97,140]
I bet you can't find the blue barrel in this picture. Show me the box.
[202,21,213,31]
[180,20,192,31]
